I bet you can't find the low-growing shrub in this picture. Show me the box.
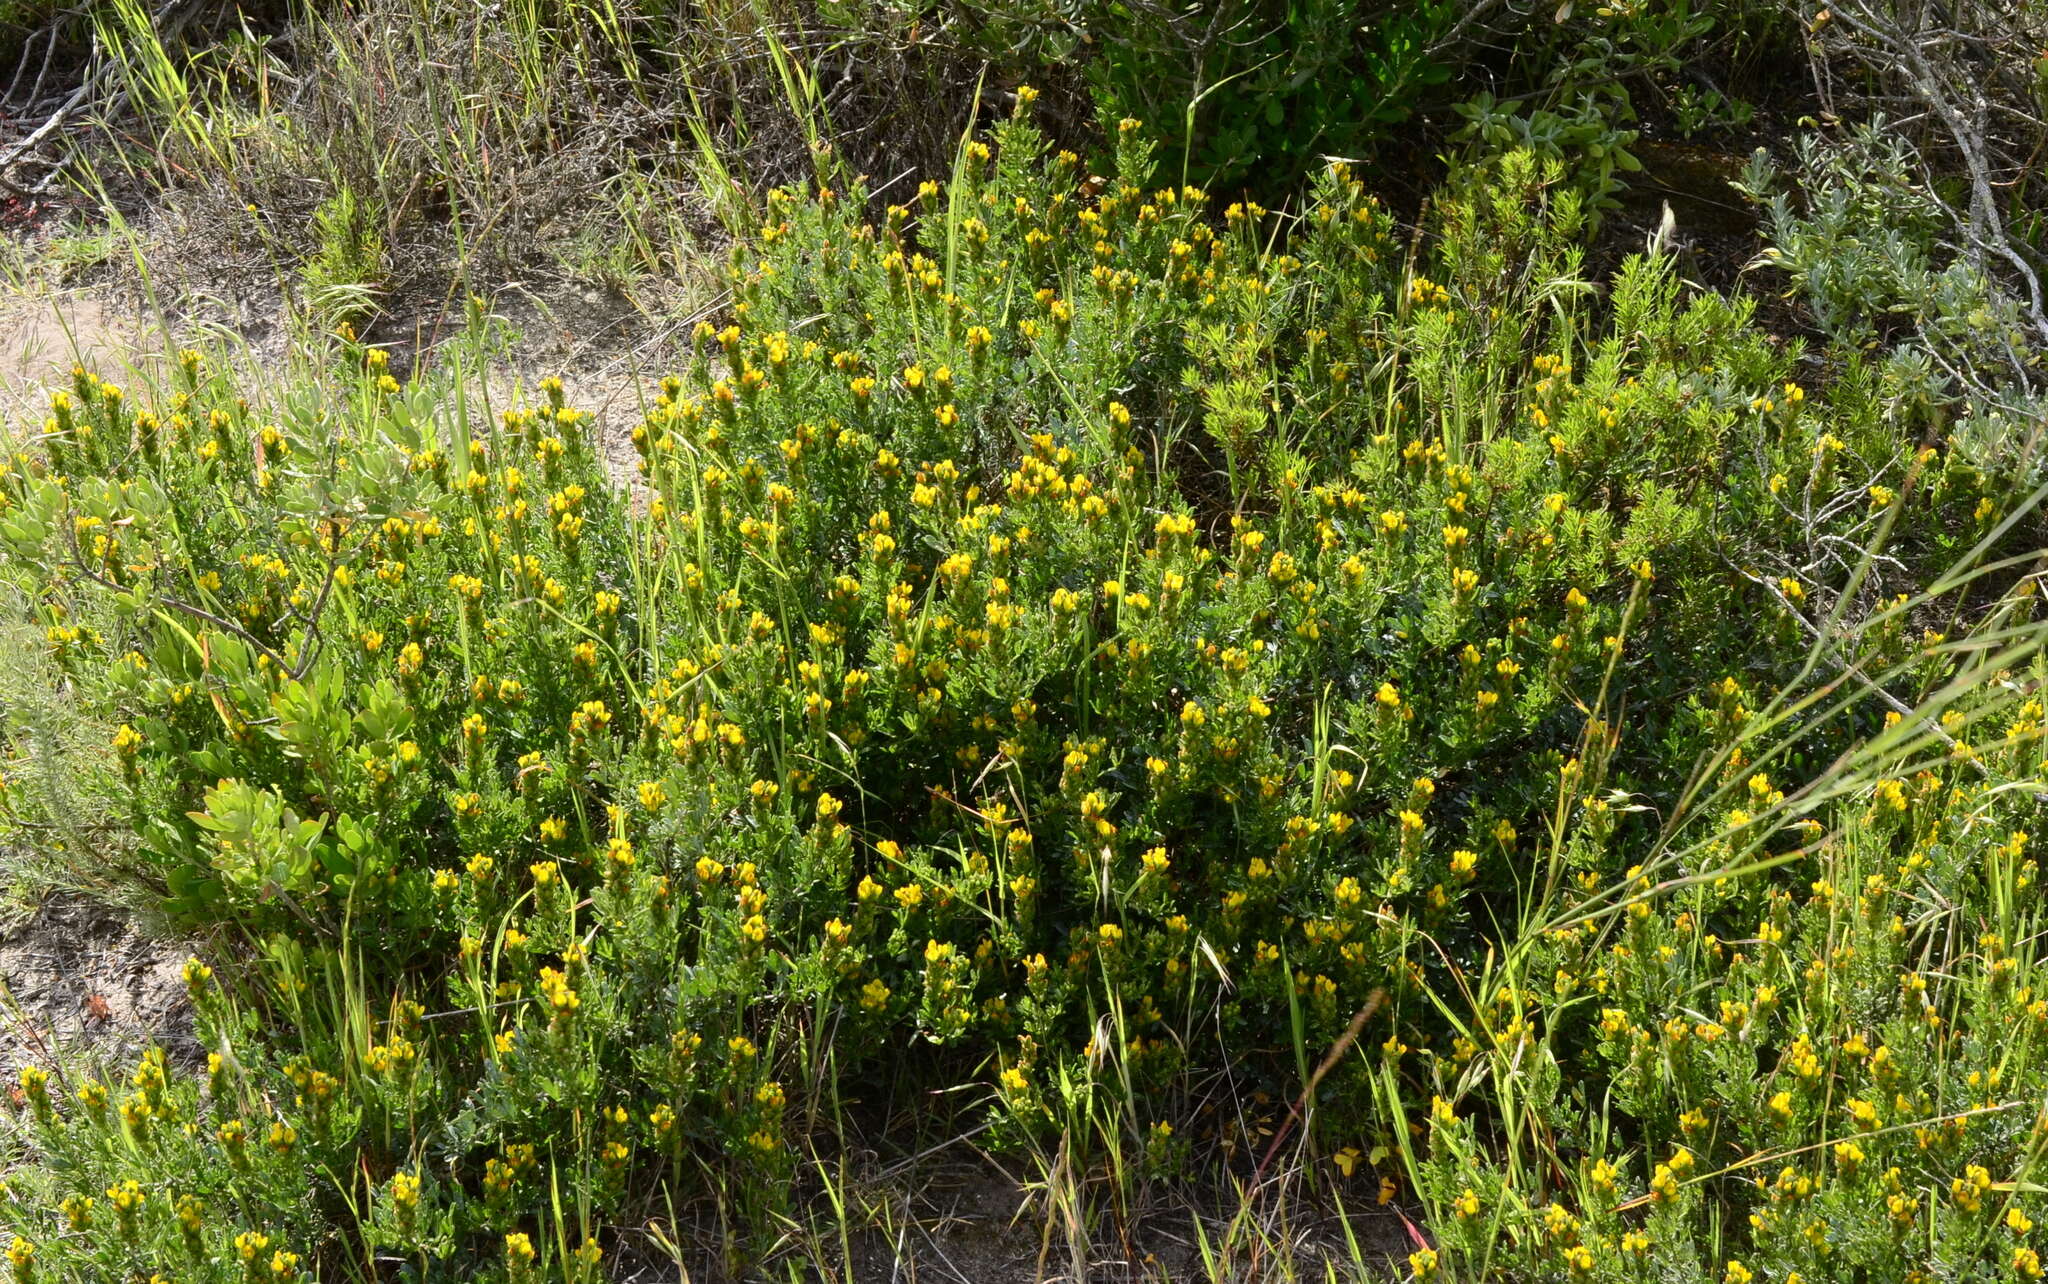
[0,105,2044,1280]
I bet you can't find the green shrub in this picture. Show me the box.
[925,0,1457,190]
[0,107,2044,1281]
[300,185,388,333]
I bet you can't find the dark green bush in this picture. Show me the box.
[926,0,1457,190]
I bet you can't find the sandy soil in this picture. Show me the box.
[0,892,196,1080]
[0,274,697,483]
[0,286,155,419]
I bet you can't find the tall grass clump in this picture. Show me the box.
[0,100,2043,1281]
[71,0,980,324]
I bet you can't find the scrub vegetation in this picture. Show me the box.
[0,1,2046,1280]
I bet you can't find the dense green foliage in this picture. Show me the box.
[925,0,1459,186]
[1,92,2046,1283]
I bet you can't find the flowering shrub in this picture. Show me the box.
[0,104,2043,1279]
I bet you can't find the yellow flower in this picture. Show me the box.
[1591,1158,1619,1196]
[1952,1163,1992,1211]
[1650,1163,1680,1203]
[505,1231,537,1266]
[106,1179,144,1215]
[389,1172,421,1211]
[60,1195,93,1231]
